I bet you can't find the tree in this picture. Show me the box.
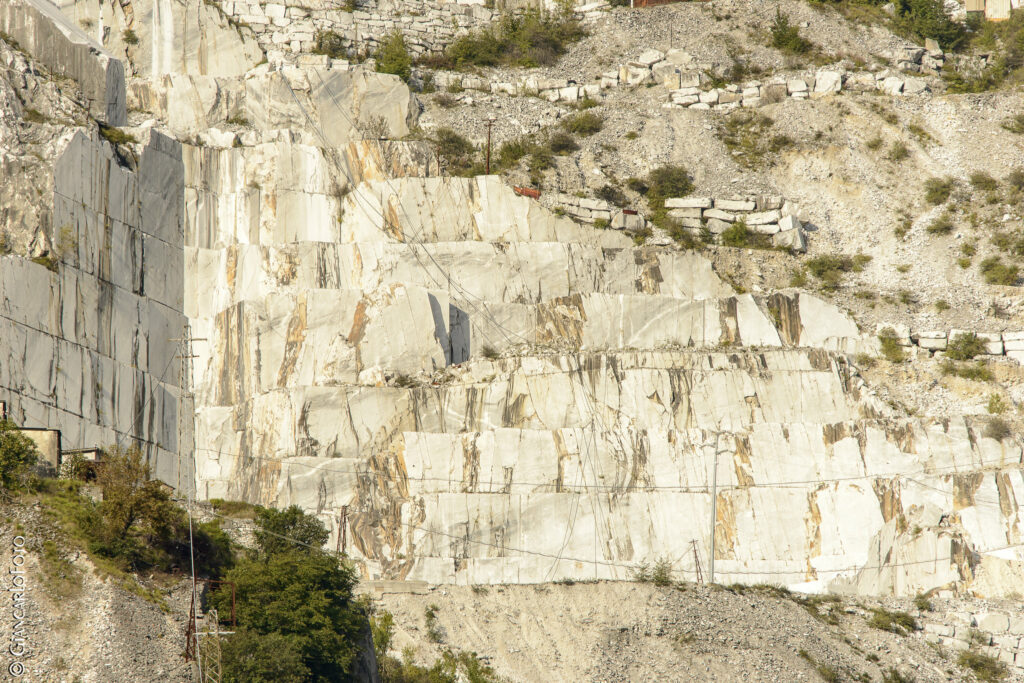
[894,0,966,51]
[0,420,39,493]
[376,31,412,82]
[222,630,310,683]
[214,549,365,682]
[253,505,330,557]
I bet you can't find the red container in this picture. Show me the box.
[514,186,541,199]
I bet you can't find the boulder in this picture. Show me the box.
[812,70,843,95]
[716,198,756,212]
[773,227,806,252]
[634,48,666,67]
[787,79,809,94]
[704,208,737,222]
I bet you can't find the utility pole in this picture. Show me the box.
[709,449,718,584]
[691,539,703,585]
[485,116,496,174]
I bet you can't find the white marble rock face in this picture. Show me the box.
[5,0,1022,596]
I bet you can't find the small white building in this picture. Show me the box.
[967,0,1021,21]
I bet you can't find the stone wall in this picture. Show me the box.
[880,326,1024,365]
[1,130,191,490]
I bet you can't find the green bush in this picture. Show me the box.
[313,30,348,59]
[804,253,871,290]
[923,176,955,204]
[98,123,137,146]
[942,359,994,381]
[122,29,139,46]
[548,131,579,154]
[947,332,987,360]
[561,111,603,136]
[375,31,412,82]
[984,417,1012,441]
[888,141,909,162]
[926,212,953,234]
[957,649,1008,681]
[867,607,917,634]
[770,10,813,54]
[894,0,966,50]
[970,171,1000,192]
[433,128,480,176]
[1004,114,1024,134]
[878,327,907,363]
[0,420,39,492]
[1007,169,1024,192]
[645,164,693,210]
[980,256,1019,285]
[497,138,531,167]
[596,184,627,207]
[440,10,586,69]
[720,219,771,249]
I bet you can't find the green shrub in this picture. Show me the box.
[894,0,966,50]
[497,138,531,167]
[970,171,1000,192]
[770,10,813,54]
[923,176,955,204]
[926,212,954,234]
[866,136,883,150]
[645,164,693,210]
[878,327,907,362]
[561,111,603,136]
[375,31,412,82]
[888,141,909,161]
[804,253,870,290]
[98,123,137,146]
[433,128,480,176]
[122,29,139,46]
[0,420,39,492]
[882,667,914,683]
[440,10,586,69]
[313,30,348,59]
[980,256,1019,285]
[984,417,1012,441]
[720,219,771,249]
[1006,169,1024,192]
[913,594,933,611]
[868,607,917,634]
[596,184,627,207]
[1004,114,1024,134]
[987,393,1009,415]
[941,359,993,381]
[947,332,987,360]
[957,650,1008,681]
[548,131,579,154]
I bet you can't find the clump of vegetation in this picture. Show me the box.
[984,417,1011,441]
[122,29,139,46]
[882,667,914,683]
[548,131,579,154]
[596,184,627,208]
[0,420,39,493]
[923,176,955,205]
[481,344,500,360]
[925,211,954,235]
[1004,114,1024,135]
[375,31,412,82]
[980,256,1019,285]
[957,650,1008,681]
[432,10,586,69]
[947,332,987,360]
[878,327,907,363]
[888,141,909,162]
[214,506,366,682]
[209,498,258,519]
[432,127,480,176]
[987,393,1009,415]
[721,219,771,249]
[719,112,786,169]
[970,171,1000,193]
[22,108,48,124]
[98,123,138,146]
[770,10,814,54]
[804,252,871,290]
[942,359,994,382]
[946,9,1024,93]
[867,607,917,635]
[913,594,933,611]
[633,558,674,587]
[313,30,349,59]
[893,0,966,51]
[560,111,603,136]
[425,603,445,643]
[644,164,694,211]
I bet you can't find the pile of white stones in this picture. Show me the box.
[666,195,808,251]
[880,326,1024,364]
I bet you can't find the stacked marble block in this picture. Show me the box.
[666,195,807,251]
